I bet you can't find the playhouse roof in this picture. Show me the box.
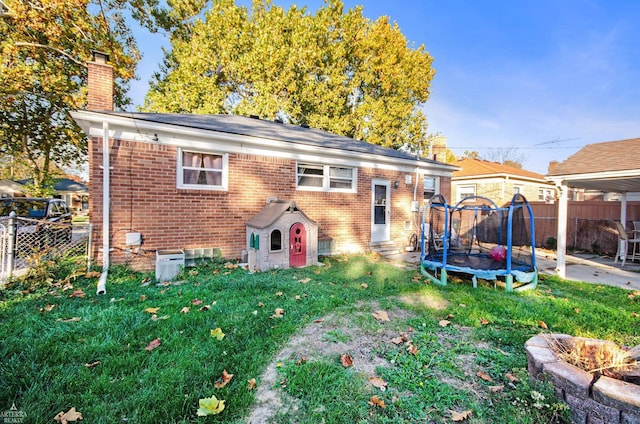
[246,200,316,229]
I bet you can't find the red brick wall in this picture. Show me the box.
[90,138,451,269]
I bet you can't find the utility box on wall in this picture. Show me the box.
[155,249,185,281]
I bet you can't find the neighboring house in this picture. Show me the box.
[0,178,88,212]
[71,54,457,270]
[545,137,640,278]
[547,139,640,202]
[0,179,25,198]
[450,158,556,205]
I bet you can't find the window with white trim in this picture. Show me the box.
[178,149,228,190]
[297,163,356,192]
[457,185,476,202]
[423,176,439,200]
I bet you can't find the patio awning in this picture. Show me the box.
[545,138,640,278]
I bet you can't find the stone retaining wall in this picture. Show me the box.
[526,334,640,424]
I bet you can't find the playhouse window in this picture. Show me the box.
[297,163,356,192]
[270,230,282,251]
[178,150,228,190]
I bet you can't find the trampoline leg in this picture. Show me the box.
[505,275,513,292]
[472,275,477,288]
[420,264,447,286]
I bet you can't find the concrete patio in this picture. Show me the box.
[388,250,640,291]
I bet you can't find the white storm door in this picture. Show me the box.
[371,180,391,243]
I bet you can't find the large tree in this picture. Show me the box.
[143,0,436,152]
[0,0,160,194]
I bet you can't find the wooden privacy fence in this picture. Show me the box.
[527,201,640,254]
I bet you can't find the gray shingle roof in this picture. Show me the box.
[103,112,441,164]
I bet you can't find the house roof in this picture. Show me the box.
[246,200,316,229]
[75,111,457,172]
[546,138,640,192]
[16,178,89,194]
[451,158,547,182]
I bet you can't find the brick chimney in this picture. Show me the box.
[547,160,559,174]
[87,51,114,111]
[430,135,448,162]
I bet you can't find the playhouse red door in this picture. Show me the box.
[290,223,306,267]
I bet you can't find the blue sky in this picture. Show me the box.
[127,0,640,174]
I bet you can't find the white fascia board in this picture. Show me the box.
[545,169,640,183]
[72,111,456,175]
[455,173,549,185]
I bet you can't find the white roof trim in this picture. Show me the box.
[71,110,457,175]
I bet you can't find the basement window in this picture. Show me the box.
[177,149,228,191]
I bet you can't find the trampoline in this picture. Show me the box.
[420,194,538,291]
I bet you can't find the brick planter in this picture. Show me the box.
[526,334,640,424]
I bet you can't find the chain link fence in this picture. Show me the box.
[0,215,92,286]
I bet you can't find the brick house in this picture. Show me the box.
[450,158,556,205]
[71,54,456,274]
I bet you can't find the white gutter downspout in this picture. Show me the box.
[97,121,110,295]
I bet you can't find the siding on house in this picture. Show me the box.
[451,158,556,205]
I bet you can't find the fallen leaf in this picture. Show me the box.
[197,395,225,416]
[476,371,493,382]
[574,308,580,314]
[390,336,404,345]
[459,303,467,308]
[450,409,472,421]
[340,354,353,368]
[84,360,101,368]
[368,395,386,409]
[632,312,639,317]
[85,271,101,278]
[360,283,368,288]
[224,262,238,269]
[258,301,265,307]
[140,294,147,301]
[372,310,390,322]
[368,376,388,391]
[275,291,283,297]
[479,318,489,325]
[505,373,519,383]
[40,304,56,313]
[488,385,504,392]
[140,277,151,286]
[180,307,190,313]
[247,378,256,390]
[298,278,311,284]
[69,289,85,298]
[406,344,418,355]
[214,369,233,389]
[145,338,161,352]
[271,308,285,318]
[54,407,83,423]
[56,317,81,322]
[210,328,225,340]
[151,315,169,321]
[191,299,203,305]
[439,319,451,327]
[144,307,160,314]
[313,318,325,323]
[295,295,301,300]
[538,320,549,330]
[445,313,454,319]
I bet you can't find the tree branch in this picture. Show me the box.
[14,42,85,66]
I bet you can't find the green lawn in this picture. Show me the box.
[1,255,638,423]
